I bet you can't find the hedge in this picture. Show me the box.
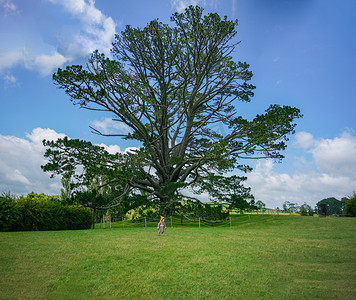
[0,192,92,231]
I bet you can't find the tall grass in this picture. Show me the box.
[0,215,355,299]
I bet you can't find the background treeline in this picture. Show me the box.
[281,193,356,217]
[0,192,92,231]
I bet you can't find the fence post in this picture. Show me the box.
[103,215,105,229]
[170,216,173,228]
[144,217,147,228]
[122,217,124,228]
[249,215,251,225]
[110,215,111,229]
[230,217,232,228]
[199,217,201,228]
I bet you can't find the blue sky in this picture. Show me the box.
[1,0,355,209]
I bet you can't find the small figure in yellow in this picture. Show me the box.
[157,216,167,236]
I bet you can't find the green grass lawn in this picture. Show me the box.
[1,215,355,299]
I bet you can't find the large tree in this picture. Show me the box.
[52,6,302,213]
[316,197,345,215]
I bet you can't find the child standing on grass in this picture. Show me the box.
[157,216,166,236]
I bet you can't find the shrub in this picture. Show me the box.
[0,192,19,231]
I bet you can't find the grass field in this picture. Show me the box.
[1,215,356,299]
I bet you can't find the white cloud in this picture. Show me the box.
[26,128,66,148]
[0,127,136,196]
[0,50,24,70]
[311,131,356,178]
[33,52,71,76]
[6,169,31,185]
[0,48,71,77]
[96,143,122,155]
[246,130,356,208]
[0,0,18,15]
[0,0,117,77]
[294,131,314,149]
[47,0,117,57]
[47,0,86,14]
[0,128,66,196]
[91,118,131,135]
[2,72,18,87]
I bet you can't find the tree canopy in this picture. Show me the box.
[50,6,302,213]
[316,197,345,215]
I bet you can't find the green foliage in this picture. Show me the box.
[42,137,127,193]
[0,192,19,231]
[42,138,135,213]
[131,204,158,221]
[317,197,344,215]
[180,201,229,221]
[70,190,111,209]
[69,190,114,228]
[229,194,250,213]
[343,192,356,217]
[2,192,92,231]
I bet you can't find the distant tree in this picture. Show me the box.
[343,192,356,217]
[282,201,298,213]
[256,200,266,211]
[316,197,343,215]
[300,205,307,216]
[52,6,302,214]
[289,202,299,213]
[299,202,312,216]
[282,201,290,213]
